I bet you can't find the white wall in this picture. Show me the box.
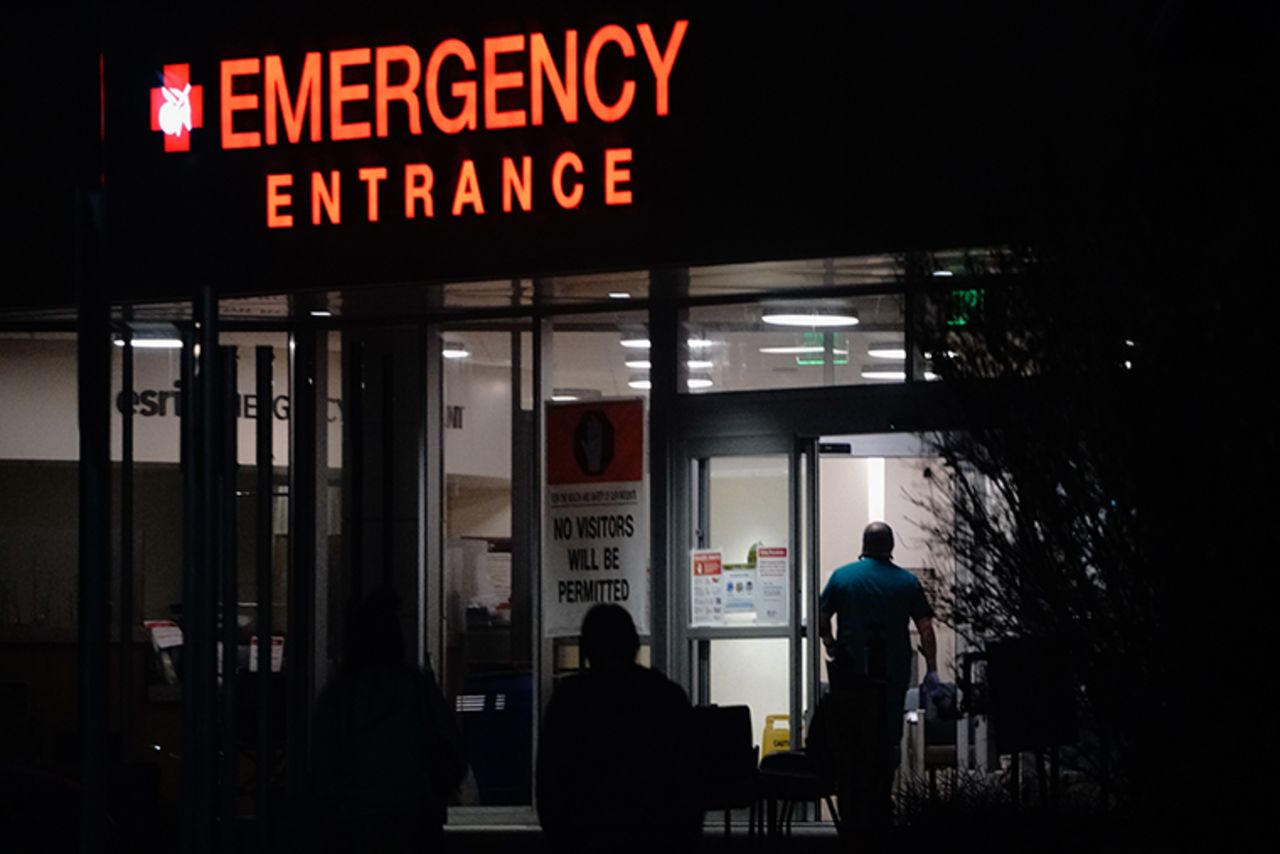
[444,362,513,481]
[708,456,788,565]
[709,637,792,748]
[707,456,790,741]
[0,336,343,467]
[0,334,516,477]
[446,476,512,538]
[819,457,874,585]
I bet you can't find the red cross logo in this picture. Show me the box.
[150,64,203,152]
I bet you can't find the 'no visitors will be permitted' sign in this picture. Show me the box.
[543,399,647,638]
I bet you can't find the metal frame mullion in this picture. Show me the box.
[119,321,135,765]
[342,339,365,620]
[806,437,822,747]
[789,440,804,751]
[183,285,219,854]
[648,274,679,677]
[531,313,552,807]
[77,275,111,854]
[286,324,317,802]
[424,324,444,673]
[253,345,273,848]
[686,626,794,641]
[217,346,239,851]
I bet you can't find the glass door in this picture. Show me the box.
[678,435,820,760]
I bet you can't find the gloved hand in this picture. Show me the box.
[921,670,942,699]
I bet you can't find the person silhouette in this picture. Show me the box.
[537,604,700,853]
[818,521,938,846]
[311,588,465,854]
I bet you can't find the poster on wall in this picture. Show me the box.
[543,399,648,638]
[690,544,789,628]
[755,546,789,625]
[723,565,757,617]
[690,549,724,627]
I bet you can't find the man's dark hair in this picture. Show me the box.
[580,604,639,669]
[344,587,404,669]
[861,521,895,558]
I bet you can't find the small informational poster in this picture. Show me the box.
[723,565,758,616]
[544,399,648,638]
[755,546,789,625]
[690,549,723,627]
[144,619,183,650]
[249,635,285,672]
[690,545,789,627]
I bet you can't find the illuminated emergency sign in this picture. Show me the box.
[150,20,688,227]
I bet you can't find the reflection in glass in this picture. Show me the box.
[683,295,906,393]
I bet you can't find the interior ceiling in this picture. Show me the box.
[5,250,994,394]
[444,289,911,398]
[178,252,963,321]
[4,249,989,324]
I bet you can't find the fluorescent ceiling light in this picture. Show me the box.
[686,377,714,390]
[761,313,859,328]
[760,345,823,354]
[620,338,651,349]
[609,292,631,300]
[759,345,849,355]
[932,270,954,277]
[861,369,906,380]
[625,359,652,370]
[686,338,715,349]
[551,394,579,402]
[114,338,183,349]
[628,378,652,390]
[442,345,470,359]
[309,310,332,317]
[686,359,713,370]
[867,346,907,360]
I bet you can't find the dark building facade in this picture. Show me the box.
[1,2,1269,852]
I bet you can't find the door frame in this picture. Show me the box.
[673,432,821,752]
[668,381,971,755]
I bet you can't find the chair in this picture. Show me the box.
[755,749,840,836]
[689,704,760,836]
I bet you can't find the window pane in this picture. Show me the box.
[441,324,533,806]
[682,294,907,393]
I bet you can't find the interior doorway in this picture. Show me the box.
[677,431,958,798]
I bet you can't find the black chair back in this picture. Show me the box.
[690,704,756,810]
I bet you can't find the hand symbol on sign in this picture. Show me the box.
[578,416,604,473]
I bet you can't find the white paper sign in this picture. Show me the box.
[690,549,724,627]
[144,619,183,650]
[755,546,789,625]
[250,635,285,672]
[544,400,648,638]
[723,566,757,615]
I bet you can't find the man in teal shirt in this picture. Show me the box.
[819,522,938,834]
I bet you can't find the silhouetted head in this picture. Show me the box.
[580,604,639,669]
[344,587,404,670]
[860,521,895,559]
